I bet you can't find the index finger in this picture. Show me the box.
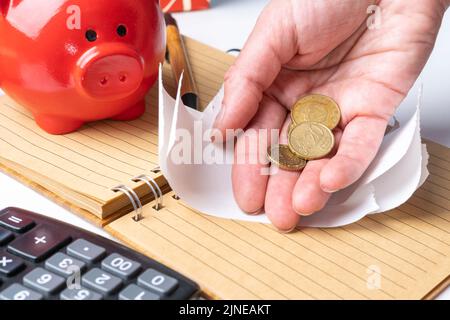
[213,2,299,135]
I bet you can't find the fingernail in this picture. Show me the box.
[213,104,226,129]
[293,204,314,216]
[210,106,226,142]
[321,185,340,193]
[295,210,313,217]
[293,206,314,216]
[244,207,264,215]
[277,226,297,234]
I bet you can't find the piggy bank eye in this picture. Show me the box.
[117,25,127,37]
[85,29,98,42]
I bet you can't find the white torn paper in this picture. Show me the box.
[158,68,429,227]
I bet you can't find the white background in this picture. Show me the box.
[0,0,449,299]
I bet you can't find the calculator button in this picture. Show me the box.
[8,225,71,262]
[0,229,14,245]
[119,284,160,300]
[67,239,106,263]
[0,283,43,300]
[82,268,122,295]
[0,209,35,233]
[0,252,24,276]
[45,252,86,277]
[101,253,141,279]
[60,286,103,300]
[138,269,178,295]
[23,267,65,294]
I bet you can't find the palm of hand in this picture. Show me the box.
[216,0,446,231]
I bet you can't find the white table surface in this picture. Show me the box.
[0,0,449,299]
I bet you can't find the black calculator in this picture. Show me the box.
[0,207,200,300]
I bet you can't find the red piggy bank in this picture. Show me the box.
[0,0,165,134]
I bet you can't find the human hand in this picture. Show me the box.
[213,0,448,231]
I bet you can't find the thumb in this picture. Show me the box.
[213,2,298,135]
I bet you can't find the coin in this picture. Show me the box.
[288,121,295,134]
[288,122,335,160]
[267,144,307,171]
[291,94,341,130]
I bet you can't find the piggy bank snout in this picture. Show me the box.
[76,46,144,100]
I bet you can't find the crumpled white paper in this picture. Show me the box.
[158,67,429,228]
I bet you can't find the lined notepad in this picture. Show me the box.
[107,140,450,300]
[0,37,233,219]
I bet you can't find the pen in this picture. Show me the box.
[164,13,199,110]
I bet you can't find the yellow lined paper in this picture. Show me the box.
[107,141,450,299]
[0,37,232,217]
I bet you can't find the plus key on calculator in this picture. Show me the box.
[0,207,200,300]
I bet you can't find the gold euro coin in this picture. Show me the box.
[291,94,341,130]
[288,121,295,134]
[267,144,307,171]
[288,122,335,160]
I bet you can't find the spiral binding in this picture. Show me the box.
[133,174,164,211]
[111,185,143,222]
[151,166,161,174]
[112,168,166,222]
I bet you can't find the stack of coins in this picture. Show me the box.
[268,94,341,171]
